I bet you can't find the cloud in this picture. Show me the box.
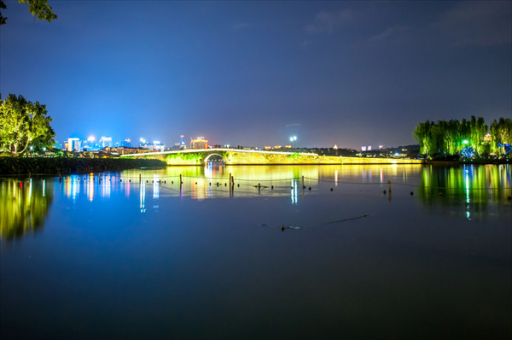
[429,1,512,46]
[368,26,409,43]
[305,9,352,33]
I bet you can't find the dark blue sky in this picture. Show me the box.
[2,1,511,148]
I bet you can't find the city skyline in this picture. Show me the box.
[2,1,511,148]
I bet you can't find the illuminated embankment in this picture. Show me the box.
[121,149,424,166]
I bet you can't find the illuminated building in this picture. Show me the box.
[333,145,338,149]
[483,134,492,142]
[274,145,282,149]
[180,135,185,147]
[191,137,208,149]
[151,141,165,152]
[368,145,372,151]
[99,137,113,148]
[264,146,271,150]
[139,138,148,148]
[361,146,367,151]
[67,138,81,152]
[121,139,132,147]
[285,145,292,149]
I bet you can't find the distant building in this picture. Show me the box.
[264,146,271,150]
[180,135,185,147]
[151,141,165,152]
[120,139,132,147]
[191,137,208,149]
[285,145,292,149]
[99,137,113,148]
[171,141,186,150]
[67,138,81,152]
[274,145,282,149]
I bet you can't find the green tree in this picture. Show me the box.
[0,94,55,156]
[468,116,488,156]
[0,0,57,26]
[413,121,431,155]
[457,118,471,153]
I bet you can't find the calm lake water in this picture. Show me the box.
[1,164,511,339]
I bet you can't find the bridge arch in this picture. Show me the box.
[204,153,225,164]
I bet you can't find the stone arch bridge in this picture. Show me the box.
[120,148,424,166]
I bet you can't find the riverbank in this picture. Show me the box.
[426,159,511,165]
[0,157,166,175]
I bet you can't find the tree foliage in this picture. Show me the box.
[413,116,511,158]
[0,0,57,26]
[0,94,55,156]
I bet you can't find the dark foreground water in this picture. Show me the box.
[1,164,511,339]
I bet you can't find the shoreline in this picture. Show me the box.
[0,158,166,175]
[426,160,510,165]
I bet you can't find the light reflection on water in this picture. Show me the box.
[0,164,510,241]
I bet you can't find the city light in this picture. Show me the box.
[88,136,95,142]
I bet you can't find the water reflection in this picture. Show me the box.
[0,179,54,241]
[1,164,509,240]
[419,164,512,204]
[117,164,510,203]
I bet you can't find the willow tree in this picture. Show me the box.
[413,121,431,155]
[0,0,57,25]
[490,119,501,154]
[497,118,512,145]
[0,94,55,156]
[491,118,512,157]
[457,119,471,153]
[468,116,488,156]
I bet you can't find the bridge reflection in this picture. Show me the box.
[1,164,510,241]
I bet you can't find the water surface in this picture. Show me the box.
[1,164,511,339]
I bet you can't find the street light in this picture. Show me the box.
[290,136,297,148]
[463,140,469,145]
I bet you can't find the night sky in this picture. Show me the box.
[1,1,511,149]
